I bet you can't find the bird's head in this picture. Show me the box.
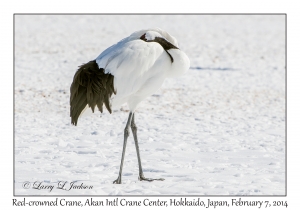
[131,28,179,48]
[140,31,164,42]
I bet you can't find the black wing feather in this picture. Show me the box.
[70,60,115,126]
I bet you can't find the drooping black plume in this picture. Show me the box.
[70,60,116,126]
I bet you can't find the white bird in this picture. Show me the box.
[70,28,190,184]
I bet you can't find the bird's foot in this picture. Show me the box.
[113,177,122,184]
[138,175,165,182]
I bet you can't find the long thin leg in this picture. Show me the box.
[113,112,133,184]
[131,113,165,182]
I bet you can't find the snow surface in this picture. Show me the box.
[14,15,285,195]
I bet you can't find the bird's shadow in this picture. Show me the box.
[190,67,238,71]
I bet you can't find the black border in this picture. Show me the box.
[13,13,287,197]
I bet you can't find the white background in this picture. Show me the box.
[14,14,285,195]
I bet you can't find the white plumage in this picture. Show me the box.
[70,28,190,184]
[96,28,189,111]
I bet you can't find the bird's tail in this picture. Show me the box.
[70,60,116,125]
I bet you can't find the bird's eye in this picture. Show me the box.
[140,33,147,41]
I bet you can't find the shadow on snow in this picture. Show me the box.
[190,67,238,71]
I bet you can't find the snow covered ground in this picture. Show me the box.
[14,15,285,195]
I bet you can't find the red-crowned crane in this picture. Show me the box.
[70,28,190,184]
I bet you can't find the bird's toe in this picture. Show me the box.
[113,178,122,184]
[138,175,164,182]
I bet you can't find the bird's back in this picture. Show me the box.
[70,28,189,125]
